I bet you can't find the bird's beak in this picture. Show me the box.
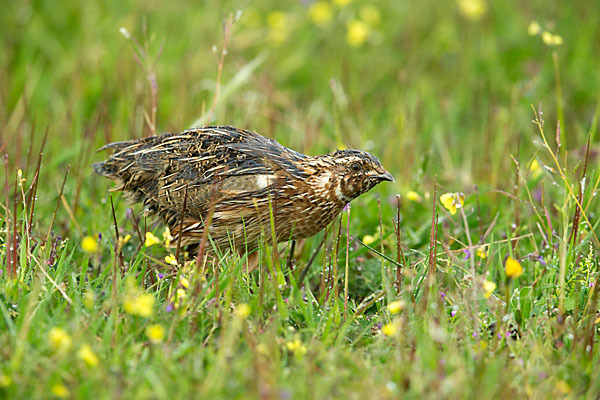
[374,170,395,183]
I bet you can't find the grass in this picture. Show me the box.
[2,0,600,398]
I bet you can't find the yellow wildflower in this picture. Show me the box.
[594,315,600,324]
[145,324,165,343]
[346,20,369,47]
[78,344,99,367]
[476,247,487,259]
[0,373,11,388]
[440,192,465,215]
[360,5,381,26]
[529,158,542,179]
[117,234,131,251]
[165,254,178,266]
[17,169,26,184]
[505,257,523,279]
[163,227,174,247]
[235,303,251,318]
[124,292,155,317]
[333,0,351,7]
[542,31,563,46]
[145,232,161,247]
[406,190,422,202]
[179,277,190,289]
[386,300,405,314]
[555,380,571,394]
[382,321,399,336]
[308,2,332,27]
[527,21,541,36]
[48,327,72,353]
[482,280,496,298]
[267,11,290,44]
[81,235,99,253]
[456,0,487,21]
[51,383,70,398]
[362,234,376,246]
[286,338,307,355]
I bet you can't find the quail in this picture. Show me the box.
[93,126,393,253]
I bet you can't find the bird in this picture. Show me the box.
[93,125,393,255]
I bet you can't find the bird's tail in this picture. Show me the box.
[92,161,117,178]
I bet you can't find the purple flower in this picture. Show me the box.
[166,303,174,312]
[98,233,102,241]
[497,333,502,339]
[537,255,546,265]
[463,249,471,260]
[451,310,457,317]
[472,331,478,338]
[158,273,165,279]
[343,203,351,212]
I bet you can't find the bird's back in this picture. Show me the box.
[93,126,311,249]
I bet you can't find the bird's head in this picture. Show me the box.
[327,149,394,203]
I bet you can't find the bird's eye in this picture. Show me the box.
[350,162,361,172]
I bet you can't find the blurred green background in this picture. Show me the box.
[2,0,598,189]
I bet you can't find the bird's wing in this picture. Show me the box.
[94,126,301,221]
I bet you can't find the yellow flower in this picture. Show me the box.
[124,293,155,317]
[555,380,571,394]
[78,344,99,367]
[179,277,190,289]
[48,327,72,353]
[163,227,174,247]
[235,303,251,318]
[308,2,332,27]
[81,236,99,253]
[406,190,422,202]
[476,247,487,259]
[117,234,131,251]
[527,21,541,36]
[382,321,399,336]
[360,5,381,26]
[482,280,496,298]
[346,20,369,47]
[333,0,351,7]
[362,234,376,246]
[286,338,307,355]
[456,0,487,21]
[17,168,26,184]
[165,254,178,266]
[0,374,11,388]
[267,11,290,44]
[529,158,542,179]
[386,300,405,314]
[542,31,563,46]
[145,232,161,247]
[51,383,70,398]
[505,257,523,279]
[440,192,465,215]
[145,324,165,343]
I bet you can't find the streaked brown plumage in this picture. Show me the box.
[93,126,393,253]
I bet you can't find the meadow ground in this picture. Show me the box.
[1,0,600,398]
